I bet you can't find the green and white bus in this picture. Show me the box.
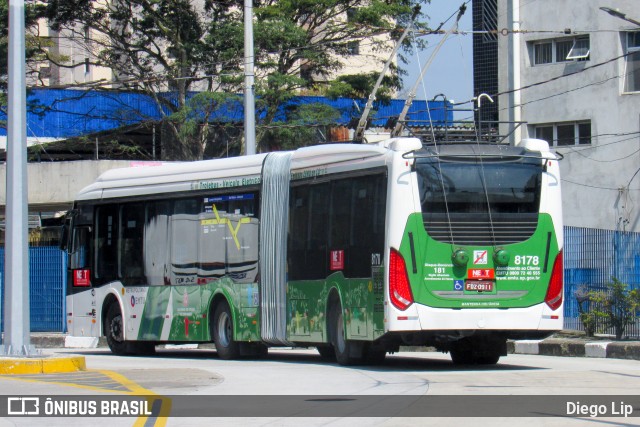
[63,137,563,365]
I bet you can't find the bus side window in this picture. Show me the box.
[95,205,118,283]
[69,226,91,270]
[119,203,145,285]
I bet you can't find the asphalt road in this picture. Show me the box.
[1,347,639,427]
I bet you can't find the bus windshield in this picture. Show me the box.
[416,157,543,215]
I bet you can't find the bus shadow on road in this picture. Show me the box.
[258,351,543,372]
[68,347,543,372]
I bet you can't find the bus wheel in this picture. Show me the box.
[105,303,127,355]
[212,301,240,360]
[330,305,363,366]
[449,339,474,365]
[450,348,474,365]
[476,353,501,365]
[364,346,387,365]
[316,345,335,361]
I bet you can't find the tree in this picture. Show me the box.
[593,279,640,340]
[250,0,424,151]
[579,279,640,340]
[44,0,426,159]
[0,0,49,116]
[45,0,241,159]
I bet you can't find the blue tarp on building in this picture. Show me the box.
[0,89,453,139]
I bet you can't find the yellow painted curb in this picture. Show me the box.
[0,356,86,375]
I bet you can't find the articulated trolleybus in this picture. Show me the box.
[64,137,563,365]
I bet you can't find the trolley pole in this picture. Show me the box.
[508,0,522,144]
[244,0,256,155]
[2,0,33,356]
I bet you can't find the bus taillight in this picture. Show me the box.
[545,251,563,311]
[389,248,413,311]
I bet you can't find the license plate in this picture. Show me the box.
[465,280,494,292]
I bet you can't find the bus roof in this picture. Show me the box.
[75,142,404,201]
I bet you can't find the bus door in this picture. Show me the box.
[67,225,99,337]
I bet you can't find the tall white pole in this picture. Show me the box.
[3,0,32,356]
[244,0,256,155]
[510,0,522,144]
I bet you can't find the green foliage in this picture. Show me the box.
[43,0,426,158]
[326,72,400,103]
[261,102,341,151]
[0,0,48,112]
[575,285,606,337]
[169,92,241,158]
[576,279,640,340]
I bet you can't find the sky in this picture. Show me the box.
[400,0,474,107]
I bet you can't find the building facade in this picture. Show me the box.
[495,0,640,232]
[32,3,394,92]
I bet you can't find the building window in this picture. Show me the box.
[556,124,575,146]
[347,41,360,55]
[624,31,640,93]
[535,126,553,144]
[534,121,591,146]
[534,42,552,64]
[532,36,590,65]
[567,37,590,60]
[555,40,573,63]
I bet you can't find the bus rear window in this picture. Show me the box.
[416,158,542,214]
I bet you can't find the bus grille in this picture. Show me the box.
[423,213,539,246]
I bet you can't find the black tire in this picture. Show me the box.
[450,338,501,365]
[316,345,336,361]
[330,304,363,366]
[364,347,387,365]
[450,348,474,365]
[476,354,501,365]
[450,338,474,365]
[105,303,127,355]
[212,301,240,360]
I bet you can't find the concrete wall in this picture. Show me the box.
[0,160,144,214]
[498,0,640,232]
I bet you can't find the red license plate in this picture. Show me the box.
[465,280,494,292]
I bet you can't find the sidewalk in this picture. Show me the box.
[507,337,640,360]
[27,332,640,361]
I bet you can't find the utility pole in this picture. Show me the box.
[2,0,33,356]
[244,0,256,155]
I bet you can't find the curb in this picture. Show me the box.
[512,338,640,360]
[0,356,86,375]
[25,333,640,361]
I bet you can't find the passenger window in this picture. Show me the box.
[95,206,118,282]
[69,226,91,270]
[119,203,145,285]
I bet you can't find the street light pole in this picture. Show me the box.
[600,7,640,27]
[244,0,256,156]
[2,0,33,356]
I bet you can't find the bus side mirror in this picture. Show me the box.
[59,209,78,252]
[59,222,69,252]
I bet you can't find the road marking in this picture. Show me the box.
[2,369,171,426]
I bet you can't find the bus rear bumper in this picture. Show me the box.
[387,302,563,333]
